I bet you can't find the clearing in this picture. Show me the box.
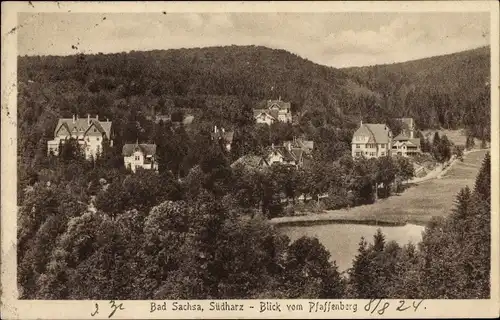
[271,149,488,226]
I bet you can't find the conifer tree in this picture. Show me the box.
[451,186,472,222]
[474,152,490,204]
[348,237,372,298]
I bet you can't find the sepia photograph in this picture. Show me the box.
[1,1,499,319]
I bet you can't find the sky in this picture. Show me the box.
[17,12,490,68]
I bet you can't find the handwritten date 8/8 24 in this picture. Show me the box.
[364,299,425,315]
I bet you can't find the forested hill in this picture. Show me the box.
[342,46,491,139]
[18,45,356,117]
[17,45,490,164]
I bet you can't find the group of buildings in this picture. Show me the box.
[351,117,421,159]
[46,98,420,173]
[253,97,293,125]
[231,137,314,171]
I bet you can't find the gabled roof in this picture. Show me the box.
[266,100,291,110]
[54,117,112,139]
[393,139,421,148]
[300,140,314,151]
[254,99,291,115]
[231,155,268,170]
[122,143,157,157]
[352,123,391,144]
[290,148,304,162]
[254,109,278,121]
[266,145,303,164]
[394,133,421,147]
[394,133,408,141]
[408,138,421,147]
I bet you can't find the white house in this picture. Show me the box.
[47,114,113,160]
[253,97,292,125]
[351,121,393,159]
[265,143,304,168]
[122,142,158,173]
[392,118,421,157]
[254,112,276,125]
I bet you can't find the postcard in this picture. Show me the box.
[1,1,499,319]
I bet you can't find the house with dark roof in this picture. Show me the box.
[47,114,113,160]
[392,117,421,156]
[253,97,292,125]
[351,121,393,159]
[283,137,314,156]
[265,143,305,168]
[231,154,269,171]
[122,142,158,173]
[211,125,234,152]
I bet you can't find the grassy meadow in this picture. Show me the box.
[272,149,488,226]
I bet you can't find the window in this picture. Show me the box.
[381,152,385,156]
[355,152,361,157]
[135,155,140,161]
[381,144,385,149]
[96,137,100,141]
[93,128,97,132]
[371,152,375,157]
[356,144,360,148]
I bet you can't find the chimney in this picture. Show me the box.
[87,114,90,125]
[221,127,225,133]
[72,115,76,123]
[271,142,274,149]
[214,125,218,133]
[286,141,291,152]
[360,120,363,126]
[96,114,99,121]
[279,95,281,101]
[410,130,414,139]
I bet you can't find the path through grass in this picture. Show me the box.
[271,149,488,226]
